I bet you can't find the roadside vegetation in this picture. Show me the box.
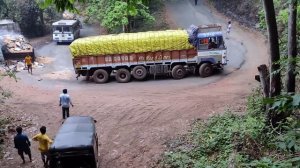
[161,90,300,167]
[0,69,16,158]
[0,117,10,159]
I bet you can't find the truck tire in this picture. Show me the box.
[116,68,131,83]
[171,65,186,79]
[132,66,147,80]
[92,69,109,83]
[199,63,213,77]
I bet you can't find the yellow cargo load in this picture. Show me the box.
[70,30,194,57]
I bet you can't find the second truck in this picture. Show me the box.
[70,24,227,83]
[0,19,35,62]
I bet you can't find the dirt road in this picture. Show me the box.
[1,0,268,167]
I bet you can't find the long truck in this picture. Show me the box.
[70,24,227,83]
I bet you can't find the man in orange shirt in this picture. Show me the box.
[32,126,53,167]
[24,55,33,74]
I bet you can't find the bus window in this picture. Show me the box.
[63,26,70,32]
[54,26,62,32]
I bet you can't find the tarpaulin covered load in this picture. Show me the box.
[70,30,194,58]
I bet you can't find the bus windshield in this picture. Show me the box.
[53,26,71,33]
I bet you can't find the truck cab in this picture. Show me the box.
[197,31,227,66]
[196,24,227,66]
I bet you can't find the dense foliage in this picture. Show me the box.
[0,65,17,101]
[37,0,86,12]
[161,90,300,167]
[0,0,60,37]
[86,0,155,33]
[258,0,300,56]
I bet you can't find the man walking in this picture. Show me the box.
[14,126,32,164]
[226,21,232,39]
[195,0,198,5]
[59,89,74,119]
[32,126,52,167]
[24,55,33,74]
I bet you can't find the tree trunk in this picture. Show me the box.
[257,64,270,98]
[262,0,281,97]
[39,9,45,36]
[286,0,297,93]
[124,0,130,33]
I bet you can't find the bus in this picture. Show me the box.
[52,19,81,44]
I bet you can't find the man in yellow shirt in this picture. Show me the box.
[24,55,33,74]
[32,126,52,167]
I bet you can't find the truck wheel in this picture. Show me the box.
[132,66,147,80]
[116,68,131,83]
[172,65,186,79]
[92,69,109,83]
[199,63,213,77]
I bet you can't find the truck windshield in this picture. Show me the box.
[198,36,224,50]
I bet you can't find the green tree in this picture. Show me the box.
[261,0,281,98]
[94,0,154,32]
[0,0,20,21]
[0,0,8,18]
[37,0,86,12]
[261,0,282,127]
[19,0,43,36]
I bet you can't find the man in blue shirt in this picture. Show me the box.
[14,126,32,163]
[59,89,74,119]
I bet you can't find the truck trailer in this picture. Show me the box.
[70,24,227,83]
[1,36,35,62]
[0,19,35,61]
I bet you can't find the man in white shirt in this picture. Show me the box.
[227,21,232,34]
[59,89,74,119]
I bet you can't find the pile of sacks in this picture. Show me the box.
[70,30,195,58]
